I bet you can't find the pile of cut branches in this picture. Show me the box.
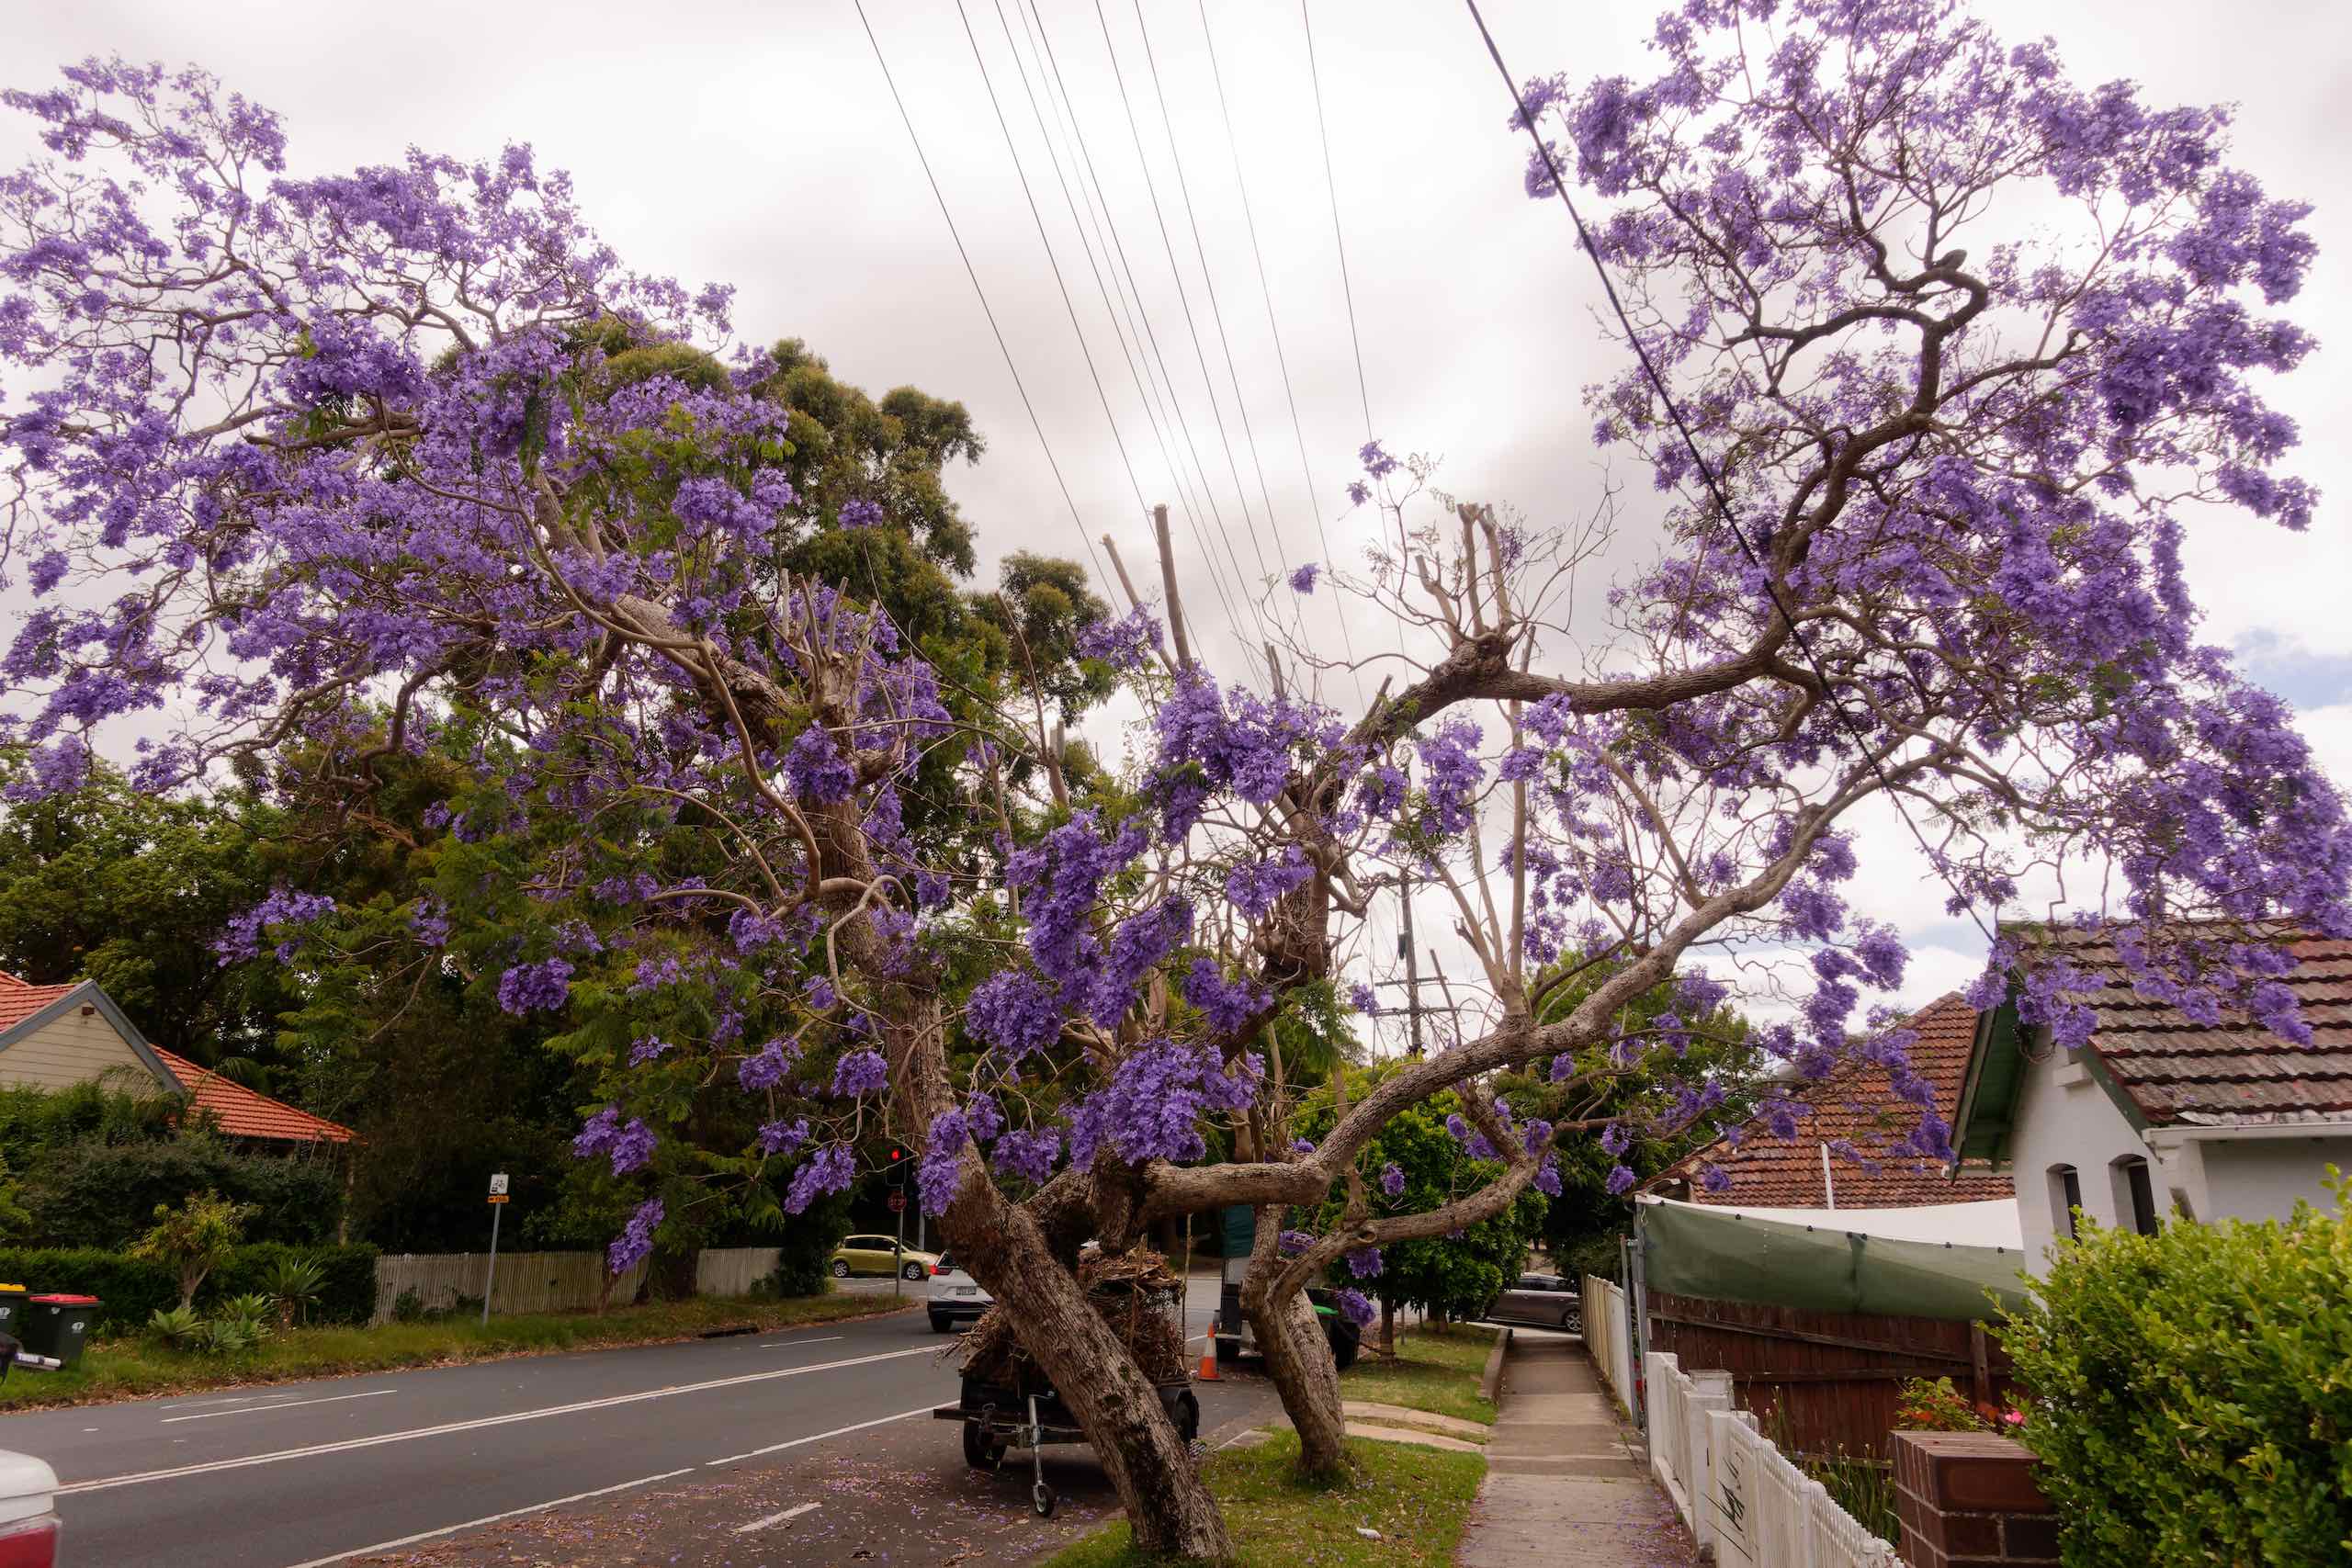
[956,1248,1189,1391]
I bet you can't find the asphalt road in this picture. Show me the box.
[3,1275,1251,1568]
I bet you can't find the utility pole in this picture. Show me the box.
[1373,872,1461,1056]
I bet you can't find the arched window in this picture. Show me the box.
[2049,1163,2083,1241]
[2112,1156,2160,1236]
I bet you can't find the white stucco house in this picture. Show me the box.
[1950,926,2352,1268]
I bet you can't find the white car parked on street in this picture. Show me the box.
[0,1447,61,1565]
[926,1250,992,1332]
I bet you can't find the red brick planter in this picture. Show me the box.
[1890,1430,2058,1566]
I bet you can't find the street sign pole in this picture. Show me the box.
[894,1196,906,1300]
[483,1173,510,1326]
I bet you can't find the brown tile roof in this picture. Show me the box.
[1650,993,2014,1208]
[152,1047,354,1145]
[2030,926,2352,1127]
[0,971,82,1033]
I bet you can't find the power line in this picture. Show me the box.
[850,0,1111,599]
[1025,0,1272,660]
[996,0,1260,669]
[1088,0,1276,595]
[1302,0,1374,446]
[1195,0,1363,700]
[951,0,1151,522]
[1130,0,1291,585]
[1460,0,1996,948]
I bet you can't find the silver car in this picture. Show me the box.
[926,1250,993,1332]
[0,1447,60,1565]
[1486,1271,1585,1333]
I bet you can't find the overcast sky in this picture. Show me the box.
[3,0,2346,1043]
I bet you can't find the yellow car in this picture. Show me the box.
[829,1234,940,1281]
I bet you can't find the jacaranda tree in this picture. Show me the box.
[3,0,2346,1550]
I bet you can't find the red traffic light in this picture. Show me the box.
[888,1145,906,1163]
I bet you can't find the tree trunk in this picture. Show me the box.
[1236,1208,1350,1478]
[947,1186,1230,1562]
[1378,1296,1396,1358]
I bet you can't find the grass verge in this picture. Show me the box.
[0,1291,909,1411]
[1338,1322,1498,1425]
[1037,1430,1484,1568]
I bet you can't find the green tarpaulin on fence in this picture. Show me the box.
[1636,1198,2030,1320]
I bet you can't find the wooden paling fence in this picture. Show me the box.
[1643,1290,2019,1461]
[1582,1272,1638,1416]
[371,1245,783,1323]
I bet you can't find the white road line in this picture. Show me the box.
[757,1334,842,1348]
[278,1467,695,1568]
[703,1404,936,1467]
[162,1390,395,1424]
[58,1345,936,1496]
[733,1501,821,1534]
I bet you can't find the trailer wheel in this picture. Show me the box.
[962,1421,1006,1471]
[1033,1481,1057,1518]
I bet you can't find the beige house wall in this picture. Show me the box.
[0,999,169,1093]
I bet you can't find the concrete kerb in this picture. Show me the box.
[1478,1325,1513,1403]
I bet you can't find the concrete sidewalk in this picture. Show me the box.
[1454,1333,1698,1567]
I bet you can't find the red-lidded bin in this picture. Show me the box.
[20,1295,97,1369]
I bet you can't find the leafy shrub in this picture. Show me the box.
[0,1243,379,1332]
[1997,1183,2352,1564]
[263,1255,327,1326]
[769,1193,852,1298]
[129,1190,255,1308]
[147,1305,204,1349]
[1894,1376,1992,1433]
[390,1287,425,1324]
[197,1314,265,1356]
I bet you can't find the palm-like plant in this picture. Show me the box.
[264,1256,328,1328]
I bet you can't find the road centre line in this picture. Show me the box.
[279,1467,695,1568]
[758,1335,842,1348]
[703,1404,935,1467]
[58,1345,937,1495]
[162,1390,395,1424]
[734,1501,821,1534]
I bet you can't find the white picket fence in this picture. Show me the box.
[1582,1272,1637,1416]
[1645,1349,1905,1568]
[372,1245,783,1324]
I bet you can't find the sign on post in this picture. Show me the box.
[482,1173,510,1325]
[888,1193,907,1213]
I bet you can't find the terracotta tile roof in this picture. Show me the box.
[2030,926,2352,1127]
[0,972,82,1033]
[1650,993,2014,1208]
[150,1047,354,1144]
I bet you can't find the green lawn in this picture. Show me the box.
[1339,1321,1498,1425]
[1037,1431,1484,1568]
[0,1291,907,1411]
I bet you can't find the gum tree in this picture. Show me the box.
[4,1,2348,1549]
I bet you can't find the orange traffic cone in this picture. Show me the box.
[1197,1345,1220,1382]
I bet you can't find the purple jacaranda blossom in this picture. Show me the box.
[1345,1247,1384,1279]
[217,888,338,965]
[837,497,884,528]
[1534,1156,1563,1198]
[918,1111,968,1215]
[1333,1287,1375,1327]
[1226,847,1314,920]
[1697,1164,1731,1194]
[784,728,854,805]
[1600,1122,1631,1157]
[1380,1162,1406,1198]
[738,1036,798,1091]
[784,1142,854,1215]
[497,957,572,1015]
[1289,562,1320,593]
[757,1118,808,1156]
[608,1198,663,1275]
[1605,1165,1636,1196]
[964,970,1063,1060]
[628,1035,671,1066]
[1277,1229,1313,1257]
[1074,606,1162,672]
[991,1126,1060,1184]
[1349,983,1378,1014]
[831,1047,888,1098]
[1184,958,1268,1037]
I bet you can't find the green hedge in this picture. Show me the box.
[17,1138,345,1249]
[1996,1185,2352,1564]
[0,1243,379,1333]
